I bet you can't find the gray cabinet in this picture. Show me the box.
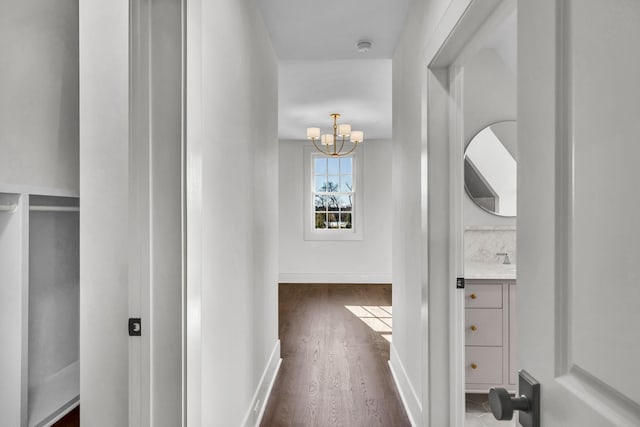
[465,280,516,393]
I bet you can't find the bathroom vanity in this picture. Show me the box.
[464,263,516,393]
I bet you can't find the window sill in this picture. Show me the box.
[304,228,363,241]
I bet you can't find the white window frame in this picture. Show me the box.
[303,144,364,241]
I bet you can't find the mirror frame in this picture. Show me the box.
[464,120,517,218]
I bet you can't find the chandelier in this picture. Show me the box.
[306,113,364,157]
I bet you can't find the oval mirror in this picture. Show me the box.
[464,121,517,217]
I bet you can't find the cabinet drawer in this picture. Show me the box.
[466,309,503,346]
[466,346,503,385]
[465,284,502,308]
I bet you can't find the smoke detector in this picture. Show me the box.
[356,40,372,53]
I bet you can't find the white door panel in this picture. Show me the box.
[519,0,640,425]
[571,0,640,403]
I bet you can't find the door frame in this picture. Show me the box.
[128,0,187,425]
[421,0,515,425]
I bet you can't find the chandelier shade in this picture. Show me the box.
[306,113,364,157]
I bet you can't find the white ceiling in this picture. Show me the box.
[278,60,392,141]
[256,0,409,141]
[255,0,411,60]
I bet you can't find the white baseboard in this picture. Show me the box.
[278,272,392,284]
[241,340,282,427]
[389,344,422,427]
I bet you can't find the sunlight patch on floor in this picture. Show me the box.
[345,305,393,342]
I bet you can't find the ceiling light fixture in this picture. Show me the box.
[357,40,372,53]
[306,113,364,157]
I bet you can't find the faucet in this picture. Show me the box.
[496,252,511,265]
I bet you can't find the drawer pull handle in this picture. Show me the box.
[470,293,477,300]
[470,363,478,370]
[470,325,478,331]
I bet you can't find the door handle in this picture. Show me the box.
[488,388,529,419]
[489,370,540,427]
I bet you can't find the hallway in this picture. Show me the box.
[261,284,410,427]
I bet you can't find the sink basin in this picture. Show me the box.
[465,261,517,280]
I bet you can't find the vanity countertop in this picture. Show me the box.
[465,261,516,280]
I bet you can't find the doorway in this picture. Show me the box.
[460,12,517,427]
[423,0,517,425]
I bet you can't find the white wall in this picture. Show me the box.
[463,48,516,227]
[187,0,280,425]
[0,0,78,194]
[279,140,392,284]
[391,0,458,425]
[79,1,129,425]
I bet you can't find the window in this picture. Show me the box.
[312,156,353,230]
[304,145,363,241]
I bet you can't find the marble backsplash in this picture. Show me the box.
[464,226,516,264]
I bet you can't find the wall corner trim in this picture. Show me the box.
[241,340,282,427]
[389,344,422,427]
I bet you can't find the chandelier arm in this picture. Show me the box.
[337,135,346,155]
[311,138,325,155]
[333,115,338,156]
[340,141,360,157]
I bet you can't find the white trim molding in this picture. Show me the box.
[241,340,282,427]
[422,1,517,425]
[389,344,422,427]
[0,184,79,199]
[278,273,391,284]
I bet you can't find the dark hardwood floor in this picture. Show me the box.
[52,406,79,427]
[260,284,411,427]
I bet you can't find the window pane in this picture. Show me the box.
[336,194,352,211]
[309,154,356,234]
[340,157,352,175]
[340,175,353,192]
[315,176,327,192]
[326,195,340,211]
[326,176,339,192]
[314,157,327,175]
[327,212,339,229]
[327,157,339,175]
[315,213,327,229]
[340,212,352,229]
[314,195,327,211]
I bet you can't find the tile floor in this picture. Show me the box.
[465,393,516,427]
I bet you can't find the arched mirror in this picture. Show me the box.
[464,121,517,217]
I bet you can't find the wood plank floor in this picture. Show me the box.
[260,284,411,427]
[52,406,79,427]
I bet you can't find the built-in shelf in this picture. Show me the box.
[28,361,79,427]
[0,192,80,427]
[0,193,24,426]
[28,195,80,427]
